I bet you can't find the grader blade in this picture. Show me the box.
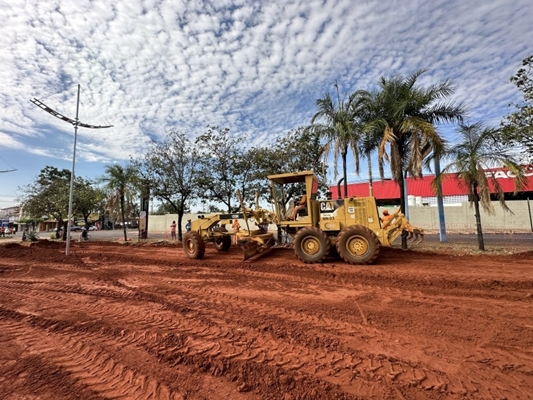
[245,246,273,262]
[242,240,260,261]
[242,239,273,261]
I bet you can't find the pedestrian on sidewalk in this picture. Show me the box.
[170,221,177,240]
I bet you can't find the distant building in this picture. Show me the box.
[329,165,533,205]
[0,206,20,219]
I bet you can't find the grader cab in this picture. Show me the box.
[182,170,424,265]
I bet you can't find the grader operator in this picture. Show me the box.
[182,170,424,265]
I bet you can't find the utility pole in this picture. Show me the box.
[31,84,112,255]
[434,156,447,242]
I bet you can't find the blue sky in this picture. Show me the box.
[0,0,531,209]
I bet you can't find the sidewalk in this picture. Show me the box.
[0,236,19,243]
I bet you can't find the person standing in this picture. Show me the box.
[170,221,177,240]
[231,219,241,244]
[185,219,192,232]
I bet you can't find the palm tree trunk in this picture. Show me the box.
[342,151,348,198]
[120,192,127,241]
[398,172,408,250]
[367,153,374,197]
[472,183,485,251]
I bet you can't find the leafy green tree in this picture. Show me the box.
[500,55,533,161]
[19,166,71,238]
[195,126,254,213]
[434,122,526,250]
[311,82,360,197]
[367,70,465,248]
[246,127,327,208]
[151,202,190,216]
[134,131,200,241]
[100,164,139,241]
[73,177,106,228]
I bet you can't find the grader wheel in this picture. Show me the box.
[293,227,330,263]
[336,225,380,265]
[214,234,232,251]
[183,231,206,259]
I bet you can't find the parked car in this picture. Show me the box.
[88,226,97,231]
[70,226,82,232]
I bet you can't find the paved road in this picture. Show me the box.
[2,229,531,248]
[88,229,532,247]
[422,231,532,246]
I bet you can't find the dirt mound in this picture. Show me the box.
[0,242,24,249]
[30,239,67,249]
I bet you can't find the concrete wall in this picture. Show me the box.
[148,214,196,234]
[407,200,533,233]
[148,214,251,234]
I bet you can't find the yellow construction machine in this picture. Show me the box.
[265,170,424,264]
[183,170,424,265]
[182,197,278,261]
[181,214,234,259]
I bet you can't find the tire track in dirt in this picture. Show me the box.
[164,281,533,399]
[0,316,180,400]
[1,280,404,398]
[120,266,531,400]
[5,277,531,399]
[0,299,356,399]
[2,244,533,399]
[0,282,363,399]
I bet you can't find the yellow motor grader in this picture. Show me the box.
[183,170,424,265]
[182,201,278,261]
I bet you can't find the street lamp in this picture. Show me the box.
[31,84,113,255]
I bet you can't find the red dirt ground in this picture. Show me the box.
[0,239,532,400]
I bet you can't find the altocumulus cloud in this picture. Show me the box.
[0,0,531,179]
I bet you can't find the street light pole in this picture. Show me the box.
[65,84,81,255]
[31,85,112,255]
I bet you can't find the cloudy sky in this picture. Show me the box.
[0,0,531,209]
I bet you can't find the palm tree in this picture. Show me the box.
[368,70,465,248]
[311,82,361,197]
[434,122,526,250]
[352,89,383,196]
[100,164,138,241]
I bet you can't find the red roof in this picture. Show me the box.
[331,165,533,200]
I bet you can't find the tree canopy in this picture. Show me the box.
[134,131,200,240]
[21,166,71,230]
[100,164,139,241]
[500,55,533,161]
[245,127,327,207]
[311,82,361,197]
[73,177,106,228]
[194,126,253,213]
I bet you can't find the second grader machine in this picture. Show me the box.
[182,203,278,261]
[182,170,424,265]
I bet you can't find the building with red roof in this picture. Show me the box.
[330,165,533,205]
